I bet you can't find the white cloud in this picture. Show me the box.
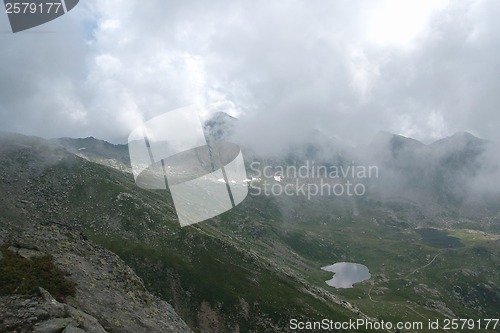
[0,0,499,148]
[366,0,450,48]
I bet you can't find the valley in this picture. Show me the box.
[1,132,499,332]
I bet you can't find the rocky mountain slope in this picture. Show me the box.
[0,133,365,332]
[1,129,499,333]
[0,134,193,332]
[0,224,193,333]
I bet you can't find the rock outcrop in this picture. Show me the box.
[0,223,193,333]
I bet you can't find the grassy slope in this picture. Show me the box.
[18,155,362,332]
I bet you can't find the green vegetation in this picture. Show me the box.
[30,157,499,331]
[89,228,358,332]
[0,245,76,298]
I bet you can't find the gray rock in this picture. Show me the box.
[7,245,18,254]
[0,288,109,333]
[38,287,67,318]
[18,248,46,259]
[33,318,74,333]
[1,226,193,333]
[63,325,88,333]
[66,306,107,333]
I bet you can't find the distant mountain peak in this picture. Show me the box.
[210,111,237,121]
[431,131,486,147]
[449,131,481,141]
[370,131,425,149]
[204,112,238,143]
[452,130,476,137]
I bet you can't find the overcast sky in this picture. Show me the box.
[1,0,499,148]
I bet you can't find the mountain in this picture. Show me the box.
[203,112,238,144]
[56,137,131,173]
[351,131,500,218]
[1,130,499,332]
[0,133,369,332]
[1,225,193,333]
[0,133,192,333]
[431,131,487,148]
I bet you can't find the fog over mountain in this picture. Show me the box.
[1,0,500,148]
[2,128,500,333]
[2,2,500,332]
[47,114,500,222]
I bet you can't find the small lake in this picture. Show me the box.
[321,262,371,288]
[416,228,464,248]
